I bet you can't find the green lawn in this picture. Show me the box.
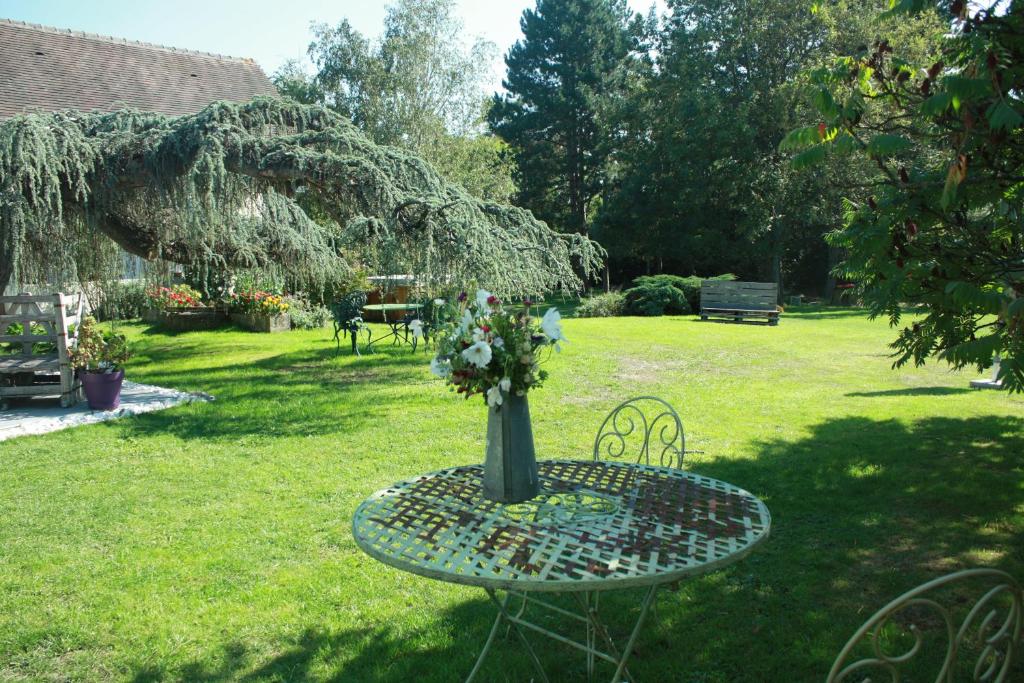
[1,309,1022,682]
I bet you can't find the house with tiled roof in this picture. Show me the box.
[0,18,277,119]
[0,19,279,292]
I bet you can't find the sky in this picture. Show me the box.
[0,0,666,91]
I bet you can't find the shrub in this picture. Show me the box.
[94,282,148,321]
[286,296,330,329]
[624,280,691,316]
[576,291,626,318]
[3,322,56,354]
[623,273,738,316]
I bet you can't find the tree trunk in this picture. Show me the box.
[769,222,785,305]
[824,244,840,303]
[0,258,13,303]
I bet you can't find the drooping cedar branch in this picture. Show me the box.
[0,97,603,295]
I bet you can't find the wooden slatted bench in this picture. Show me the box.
[699,280,780,326]
[0,293,83,408]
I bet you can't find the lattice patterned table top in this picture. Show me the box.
[352,460,771,592]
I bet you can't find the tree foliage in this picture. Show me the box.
[0,97,602,298]
[489,0,639,235]
[786,0,1024,391]
[274,0,517,203]
[591,1,939,293]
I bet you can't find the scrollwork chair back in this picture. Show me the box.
[827,568,1023,683]
[593,396,686,469]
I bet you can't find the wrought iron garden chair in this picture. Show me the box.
[593,396,689,469]
[330,291,369,356]
[827,568,1022,683]
[503,397,693,650]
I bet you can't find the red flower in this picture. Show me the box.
[487,295,499,305]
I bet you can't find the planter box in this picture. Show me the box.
[231,312,291,333]
[159,307,226,331]
[142,308,161,323]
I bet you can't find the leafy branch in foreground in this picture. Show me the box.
[0,97,603,298]
[783,1,1024,391]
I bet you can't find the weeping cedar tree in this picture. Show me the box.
[0,97,603,298]
[783,0,1024,392]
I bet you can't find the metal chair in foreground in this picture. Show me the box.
[593,396,689,469]
[827,568,1022,682]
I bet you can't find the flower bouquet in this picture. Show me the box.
[430,289,566,502]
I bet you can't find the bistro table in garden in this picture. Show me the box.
[362,303,423,350]
[352,459,772,682]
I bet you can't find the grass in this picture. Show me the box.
[1,308,1022,682]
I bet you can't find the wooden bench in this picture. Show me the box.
[699,280,780,326]
[0,293,83,408]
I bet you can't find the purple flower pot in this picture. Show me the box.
[81,370,125,411]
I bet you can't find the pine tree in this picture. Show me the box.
[489,0,636,236]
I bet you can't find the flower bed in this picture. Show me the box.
[228,291,291,333]
[159,307,227,331]
[230,312,291,333]
[144,285,226,330]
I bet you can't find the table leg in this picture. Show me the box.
[573,591,635,683]
[483,588,551,683]
[585,591,596,681]
[468,586,657,683]
[465,594,508,683]
[609,585,658,683]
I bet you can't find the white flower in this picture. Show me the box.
[472,327,486,342]
[409,319,423,338]
[433,298,445,306]
[499,377,511,393]
[430,356,451,377]
[459,309,474,333]
[486,386,503,407]
[540,308,566,344]
[461,340,493,368]
[493,336,505,349]
[475,289,493,312]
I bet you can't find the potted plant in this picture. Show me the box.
[430,289,566,503]
[69,317,131,410]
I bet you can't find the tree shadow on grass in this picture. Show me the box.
[121,344,433,443]
[781,306,871,320]
[127,414,1024,682]
[845,386,972,397]
[663,413,1024,681]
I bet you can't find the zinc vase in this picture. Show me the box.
[482,391,541,503]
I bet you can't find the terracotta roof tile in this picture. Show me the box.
[0,18,278,118]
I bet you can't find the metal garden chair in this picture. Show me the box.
[593,396,689,469]
[828,568,1022,682]
[330,291,369,356]
[506,396,695,658]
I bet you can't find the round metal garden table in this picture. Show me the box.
[361,303,422,350]
[352,459,771,682]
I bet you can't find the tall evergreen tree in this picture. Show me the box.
[489,0,637,236]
